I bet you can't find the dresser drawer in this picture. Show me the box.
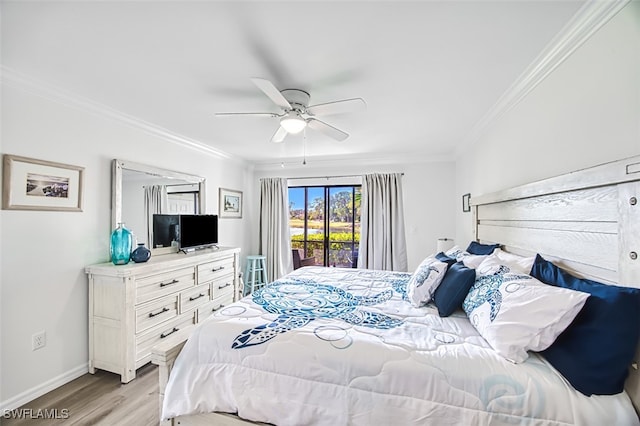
[136,267,195,304]
[136,315,194,363]
[180,283,211,313]
[213,292,234,309]
[197,256,235,284]
[136,295,178,333]
[197,297,231,322]
[211,275,235,300]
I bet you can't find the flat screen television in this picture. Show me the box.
[179,214,218,251]
[152,214,180,248]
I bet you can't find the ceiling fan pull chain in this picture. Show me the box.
[303,128,307,166]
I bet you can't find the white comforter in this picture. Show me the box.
[162,267,639,425]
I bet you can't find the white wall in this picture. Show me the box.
[455,1,640,244]
[253,159,457,272]
[0,84,253,409]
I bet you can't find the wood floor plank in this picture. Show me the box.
[3,364,159,426]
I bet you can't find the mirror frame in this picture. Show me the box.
[111,159,206,255]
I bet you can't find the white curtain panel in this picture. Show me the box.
[358,173,408,272]
[259,178,293,282]
[144,185,167,247]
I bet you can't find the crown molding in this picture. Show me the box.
[456,0,630,157]
[252,151,455,173]
[1,66,237,161]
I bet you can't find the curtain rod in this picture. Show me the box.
[286,173,404,180]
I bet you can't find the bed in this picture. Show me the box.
[152,155,640,425]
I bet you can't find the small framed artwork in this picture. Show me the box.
[219,187,242,218]
[2,154,84,212]
[462,193,471,213]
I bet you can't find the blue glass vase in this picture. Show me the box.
[131,243,151,263]
[110,223,133,265]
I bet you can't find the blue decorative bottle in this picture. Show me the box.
[110,223,133,265]
[131,243,151,263]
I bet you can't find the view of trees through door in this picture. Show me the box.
[289,185,361,268]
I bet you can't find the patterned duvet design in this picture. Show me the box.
[162,267,639,426]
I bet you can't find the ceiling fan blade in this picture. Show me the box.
[307,118,349,141]
[271,126,288,143]
[214,112,279,117]
[306,98,366,116]
[251,77,292,110]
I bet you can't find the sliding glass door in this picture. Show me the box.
[289,185,361,267]
[289,186,325,265]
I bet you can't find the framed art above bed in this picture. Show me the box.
[153,155,640,426]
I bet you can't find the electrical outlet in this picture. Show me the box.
[32,331,46,351]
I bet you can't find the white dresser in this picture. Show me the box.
[85,246,240,383]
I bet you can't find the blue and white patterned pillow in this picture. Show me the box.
[407,256,448,307]
[475,248,535,276]
[445,245,487,269]
[463,262,589,363]
[445,245,466,261]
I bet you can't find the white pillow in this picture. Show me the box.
[407,256,448,307]
[462,266,589,363]
[461,254,488,269]
[475,249,535,276]
[444,245,487,269]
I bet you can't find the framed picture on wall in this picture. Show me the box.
[462,193,471,213]
[2,154,84,211]
[219,187,243,218]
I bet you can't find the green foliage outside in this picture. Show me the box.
[289,219,359,234]
[289,186,361,267]
[289,188,361,223]
[292,232,359,266]
[292,232,360,245]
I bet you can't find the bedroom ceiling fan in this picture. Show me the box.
[215,78,366,143]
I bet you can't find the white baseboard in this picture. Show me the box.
[0,363,89,412]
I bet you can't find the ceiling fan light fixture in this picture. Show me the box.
[280,112,307,134]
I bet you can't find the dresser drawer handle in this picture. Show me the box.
[159,279,179,287]
[189,293,205,301]
[218,282,232,290]
[160,327,179,339]
[212,304,225,312]
[148,307,170,318]
[212,266,225,272]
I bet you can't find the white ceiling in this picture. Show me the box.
[2,1,586,167]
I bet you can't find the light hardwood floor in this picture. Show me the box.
[3,364,159,425]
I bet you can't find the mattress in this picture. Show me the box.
[162,266,639,425]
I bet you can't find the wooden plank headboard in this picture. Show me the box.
[470,155,640,413]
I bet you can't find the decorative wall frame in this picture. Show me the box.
[462,193,471,213]
[2,154,84,211]
[219,188,242,218]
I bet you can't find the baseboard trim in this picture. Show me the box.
[0,363,89,412]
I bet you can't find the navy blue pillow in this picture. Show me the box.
[435,252,456,268]
[466,241,500,255]
[531,254,640,395]
[433,261,476,317]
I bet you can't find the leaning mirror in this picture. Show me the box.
[112,159,206,256]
